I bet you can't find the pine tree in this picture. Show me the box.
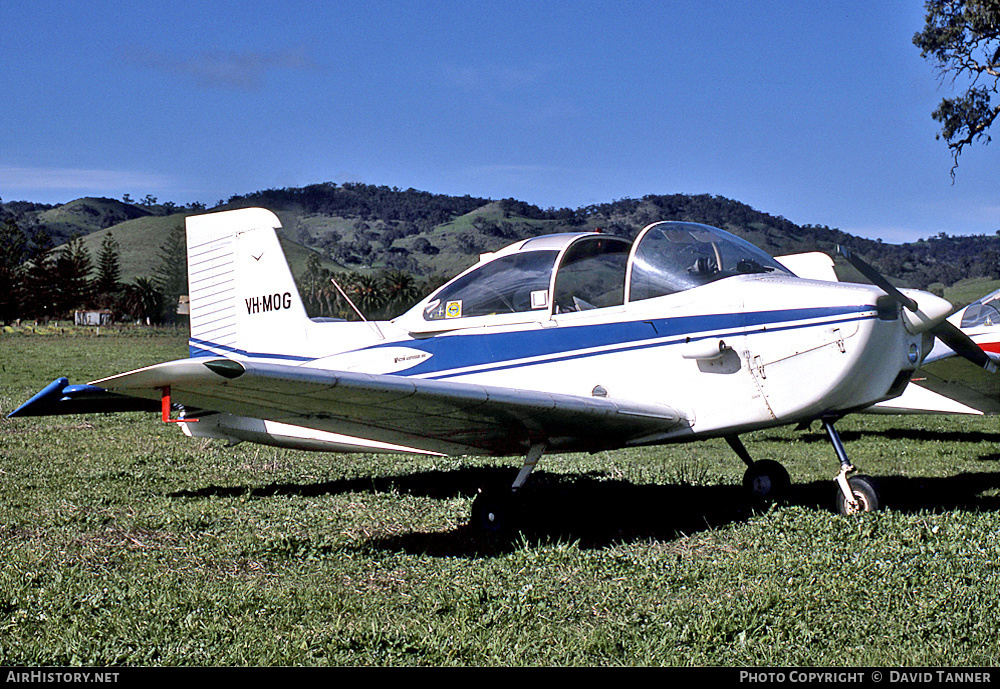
[0,218,27,324]
[95,232,123,295]
[54,234,94,317]
[24,228,58,321]
[154,224,187,321]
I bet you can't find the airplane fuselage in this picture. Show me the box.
[187,273,928,453]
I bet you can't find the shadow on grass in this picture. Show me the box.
[169,466,1000,557]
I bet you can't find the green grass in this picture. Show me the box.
[943,277,1000,308]
[1,332,999,666]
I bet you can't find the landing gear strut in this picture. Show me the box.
[727,435,790,506]
[822,418,880,515]
[470,442,546,536]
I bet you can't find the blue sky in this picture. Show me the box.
[1,1,996,243]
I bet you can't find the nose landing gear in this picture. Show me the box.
[823,418,881,515]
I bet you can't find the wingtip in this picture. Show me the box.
[7,377,69,417]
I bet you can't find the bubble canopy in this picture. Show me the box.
[400,222,793,330]
[627,221,792,302]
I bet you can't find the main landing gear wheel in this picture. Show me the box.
[742,459,791,505]
[470,489,516,536]
[725,436,790,507]
[835,475,880,516]
[470,443,545,537]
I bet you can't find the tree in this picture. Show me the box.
[154,225,188,321]
[94,233,123,295]
[0,218,27,324]
[299,252,338,318]
[379,269,421,318]
[122,277,164,324]
[342,272,386,319]
[24,228,58,322]
[54,233,93,317]
[913,0,1000,174]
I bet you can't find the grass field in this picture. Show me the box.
[1,330,998,666]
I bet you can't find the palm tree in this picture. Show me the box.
[122,277,164,325]
[344,272,386,320]
[299,253,329,317]
[379,269,422,318]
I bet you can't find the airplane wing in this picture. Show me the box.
[11,358,688,457]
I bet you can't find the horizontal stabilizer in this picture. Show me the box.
[867,356,1000,416]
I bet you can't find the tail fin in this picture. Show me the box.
[185,208,310,360]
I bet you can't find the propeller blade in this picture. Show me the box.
[837,246,996,372]
[931,320,999,373]
[837,245,918,311]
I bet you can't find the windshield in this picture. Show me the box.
[628,221,792,301]
[423,250,559,321]
[960,289,1000,329]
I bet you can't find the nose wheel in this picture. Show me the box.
[729,424,883,515]
[824,418,881,515]
[834,473,880,515]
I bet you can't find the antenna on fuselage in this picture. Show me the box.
[330,277,385,340]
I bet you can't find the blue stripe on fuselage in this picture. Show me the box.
[188,337,314,361]
[382,305,875,379]
[186,305,876,380]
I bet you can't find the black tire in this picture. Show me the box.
[742,459,791,504]
[470,489,516,536]
[835,475,880,515]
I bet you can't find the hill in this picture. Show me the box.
[35,197,152,243]
[4,184,998,298]
[73,213,347,284]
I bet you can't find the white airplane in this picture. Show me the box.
[9,208,996,532]
[926,287,1000,367]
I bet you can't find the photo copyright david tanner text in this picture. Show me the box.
[6,672,120,683]
[740,670,992,683]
